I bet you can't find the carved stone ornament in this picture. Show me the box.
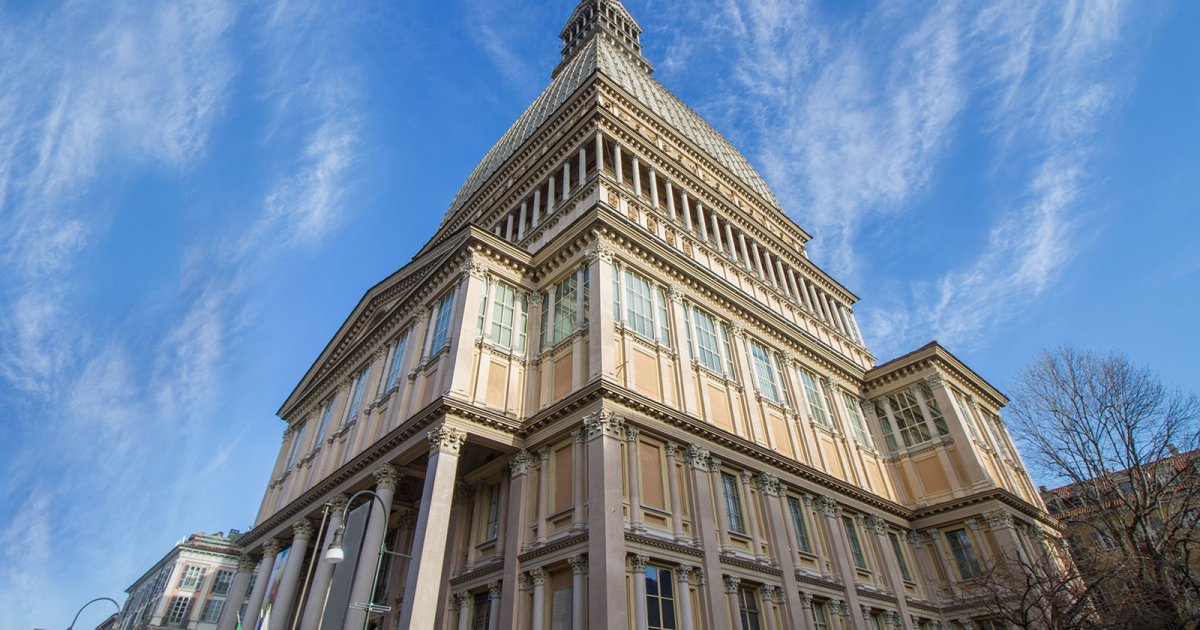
[799,591,813,608]
[675,564,692,582]
[925,528,941,543]
[453,591,469,610]
[262,539,283,556]
[414,307,431,322]
[965,518,981,531]
[755,473,782,497]
[728,322,746,338]
[722,575,741,594]
[667,286,683,301]
[683,444,710,469]
[664,441,678,457]
[624,426,641,442]
[906,531,923,548]
[572,429,585,443]
[428,424,467,455]
[585,241,615,264]
[374,463,401,488]
[831,600,846,616]
[817,496,841,518]
[1026,524,1045,541]
[292,520,315,540]
[518,573,531,590]
[488,581,502,599]
[583,410,625,440]
[802,494,814,507]
[708,457,723,473]
[510,449,535,477]
[237,556,259,572]
[738,470,754,485]
[329,493,350,512]
[864,514,888,536]
[759,584,775,599]
[693,567,706,585]
[960,621,976,630]
[629,554,649,572]
[461,259,489,280]
[537,445,552,461]
[569,554,588,575]
[529,567,547,586]
[862,604,872,620]
[397,509,419,529]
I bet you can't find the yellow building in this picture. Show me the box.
[219,2,1057,629]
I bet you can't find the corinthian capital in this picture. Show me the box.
[683,445,710,469]
[292,520,315,540]
[428,424,467,455]
[373,463,401,488]
[583,410,625,440]
[864,514,888,535]
[817,495,841,518]
[510,449,534,476]
[262,539,282,556]
[585,241,615,263]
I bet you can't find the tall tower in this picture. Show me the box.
[221,2,1058,630]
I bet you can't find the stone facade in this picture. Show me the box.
[229,2,1057,629]
[114,531,245,630]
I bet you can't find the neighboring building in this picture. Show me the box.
[95,613,119,630]
[115,531,248,630]
[222,2,1058,629]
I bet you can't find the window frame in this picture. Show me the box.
[736,585,761,630]
[945,528,982,580]
[177,565,206,590]
[749,339,782,404]
[645,564,678,630]
[383,329,410,392]
[200,598,224,623]
[800,369,831,428]
[842,516,868,570]
[887,390,933,448]
[889,532,913,582]
[787,495,813,553]
[210,569,234,595]
[720,472,747,535]
[841,392,872,448]
[429,289,458,356]
[165,595,191,625]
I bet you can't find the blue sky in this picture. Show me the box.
[1,0,1196,627]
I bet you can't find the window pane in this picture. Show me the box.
[945,529,981,579]
[889,532,913,581]
[655,286,672,347]
[801,370,830,427]
[842,392,872,448]
[431,290,457,352]
[843,516,867,569]
[873,400,898,453]
[787,496,812,552]
[888,390,932,447]
[919,383,950,436]
[385,330,409,391]
[750,340,780,403]
[490,283,516,348]
[347,367,369,419]
[624,269,655,339]
[692,309,723,374]
[721,472,746,534]
[552,275,578,344]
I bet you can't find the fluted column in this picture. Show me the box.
[547,174,555,216]
[666,180,676,221]
[562,160,570,201]
[215,556,257,630]
[536,446,551,545]
[517,201,527,241]
[738,232,751,271]
[626,426,644,532]
[299,494,349,629]
[724,221,738,263]
[270,520,314,628]
[594,133,604,176]
[676,565,695,630]
[530,567,547,630]
[649,169,659,208]
[345,464,400,630]
[578,146,587,187]
[750,241,765,280]
[242,539,281,629]
[681,192,693,232]
[711,212,724,254]
[398,425,467,630]
[614,143,624,185]
[665,442,686,541]
[631,554,649,630]
[696,200,709,243]
[532,188,542,227]
[632,155,642,195]
[569,554,587,630]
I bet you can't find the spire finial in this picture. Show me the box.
[556,0,646,77]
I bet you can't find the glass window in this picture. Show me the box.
[750,340,781,404]
[178,565,206,590]
[489,282,517,348]
[645,565,677,630]
[166,596,191,625]
[313,397,335,449]
[870,613,885,630]
[551,274,579,346]
[384,330,410,392]
[842,392,872,448]
[945,529,981,579]
[200,599,224,623]
[800,369,830,427]
[471,592,491,630]
[873,400,899,453]
[787,496,813,553]
[655,286,672,348]
[285,421,306,470]
[483,483,500,541]
[211,569,234,595]
[690,308,724,375]
[430,290,457,353]
[721,472,746,534]
[918,383,950,436]
[812,601,830,630]
[737,586,761,630]
[889,533,912,581]
[843,516,867,569]
[887,390,932,447]
[624,269,655,339]
[952,390,980,441]
[346,367,370,420]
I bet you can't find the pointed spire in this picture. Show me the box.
[554,0,649,78]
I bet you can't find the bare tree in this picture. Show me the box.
[952,544,1095,630]
[1007,346,1200,628]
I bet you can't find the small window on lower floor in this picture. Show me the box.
[645,565,677,630]
[736,586,761,630]
[200,599,224,623]
[812,601,831,630]
[471,592,490,630]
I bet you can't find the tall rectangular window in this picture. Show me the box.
[285,421,306,470]
[720,472,746,534]
[624,269,655,339]
[841,392,872,448]
[655,286,672,347]
[178,565,206,589]
[551,274,578,345]
[346,367,370,420]
[952,389,981,441]
[889,532,913,581]
[489,282,517,348]
[750,340,781,404]
[166,596,191,625]
[887,390,932,447]
[200,599,224,623]
[989,413,1014,460]
[211,569,234,595]
[945,529,981,579]
[843,516,868,569]
[384,330,410,392]
[812,602,830,630]
[787,496,813,553]
[471,592,491,630]
[737,586,761,630]
[645,565,677,630]
[691,308,724,375]
[919,383,950,436]
[430,290,457,354]
[800,369,830,427]
[873,400,899,453]
[483,483,500,541]
[313,397,335,449]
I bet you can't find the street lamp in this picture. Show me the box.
[323,489,412,630]
[66,597,119,630]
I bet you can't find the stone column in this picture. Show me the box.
[215,556,257,630]
[696,201,708,244]
[242,539,281,629]
[536,446,551,545]
[724,221,738,263]
[298,495,349,629]
[799,592,815,630]
[739,471,765,561]
[397,425,467,630]
[865,516,913,630]
[488,581,502,630]
[632,155,642,196]
[665,442,686,541]
[614,143,623,185]
[765,253,779,288]
[757,474,806,627]
[455,592,471,630]
[498,451,532,630]
[533,188,542,228]
[572,429,586,532]
[816,497,867,630]
[587,243,617,379]
[562,159,570,202]
[529,567,547,630]
[649,169,659,208]
[738,232,751,271]
[569,554,587,630]
[709,458,732,553]
[547,174,555,216]
[711,212,724,254]
[594,133,604,176]
[270,520,314,629]
[684,446,729,626]
[750,241,765,280]
[723,576,741,629]
[579,146,587,187]
[626,426,644,532]
[584,411,629,630]
[631,554,649,630]
[676,565,695,630]
[681,193,693,232]
[760,585,778,630]
[665,180,676,221]
[344,465,400,630]
[517,201,527,241]
[985,509,1029,568]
